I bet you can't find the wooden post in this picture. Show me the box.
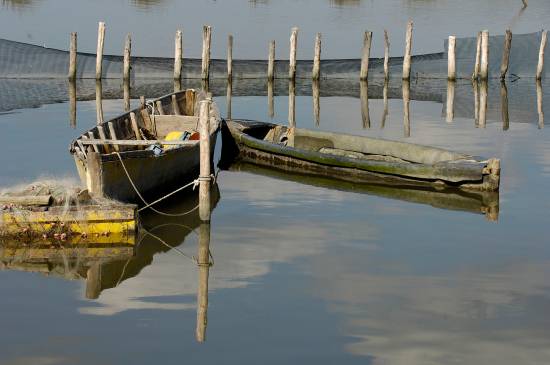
[288,80,296,126]
[472,31,482,80]
[479,80,488,127]
[402,20,413,80]
[480,30,489,81]
[313,79,320,125]
[446,80,455,122]
[198,99,212,222]
[500,30,512,80]
[268,79,274,118]
[536,30,547,80]
[501,81,509,130]
[360,80,370,128]
[403,80,411,136]
[195,222,211,343]
[537,79,544,128]
[68,32,77,80]
[227,34,233,80]
[381,80,388,128]
[174,30,183,80]
[95,22,105,80]
[383,30,390,81]
[360,31,372,80]
[69,79,76,128]
[95,80,103,124]
[123,34,131,82]
[289,27,298,80]
[447,35,456,81]
[268,40,275,80]
[201,25,212,80]
[312,33,321,80]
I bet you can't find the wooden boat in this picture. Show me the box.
[223,119,501,192]
[70,89,220,203]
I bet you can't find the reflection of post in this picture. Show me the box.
[196,222,211,343]
[199,99,212,222]
[446,80,455,122]
[473,79,480,126]
[381,80,388,128]
[537,79,544,128]
[360,80,370,128]
[123,78,131,112]
[402,79,411,137]
[69,79,76,128]
[95,80,104,124]
[288,79,296,127]
[312,79,320,126]
[226,78,232,120]
[268,79,275,119]
[85,262,101,300]
[479,80,488,128]
[500,81,509,130]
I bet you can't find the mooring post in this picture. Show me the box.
[500,30,512,80]
[403,20,413,80]
[472,31,482,80]
[123,33,131,82]
[201,25,212,80]
[174,30,183,81]
[480,30,489,80]
[68,32,77,80]
[288,79,296,126]
[96,22,105,80]
[360,31,372,81]
[268,40,275,80]
[312,33,321,80]
[198,98,212,222]
[289,27,298,80]
[384,30,390,81]
[227,34,233,80]
[536,30,547,80]
[446,80,455,122]
[196,221,211,343]
[403,80,411,136]
[447,35,456,81]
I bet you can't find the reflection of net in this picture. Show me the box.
[0,31,546,79]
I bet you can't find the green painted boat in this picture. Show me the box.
[222,119,501,192]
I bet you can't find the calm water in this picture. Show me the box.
[2,1,550,364]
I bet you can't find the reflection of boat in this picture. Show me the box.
[70,89,220,203]
[226,161,499,220]
[223,119,501,192]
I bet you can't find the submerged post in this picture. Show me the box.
[447,35,456,81]
[500,30,512,80]
[536,30,547,80]
[227,34,233,80]
[472,31,482,80]
[68,32,77,80]
[384,30,390,81]
[360,31,372,81]
[201,25,212,80]
[289,27,298,80]
[174,30,183,81]
[268,40,275,80]
[480,30,489,80]
[312,33,321,80]
[198,99,212,222]
[96,22,105,80]
[403,20,413,80]
[123,34,131,82]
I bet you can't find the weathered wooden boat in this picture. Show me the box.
[223,119,501,191]
[70,89,220,203]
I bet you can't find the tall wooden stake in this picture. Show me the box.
[447,36,456,81]
[201,25,212,80]
[123,34,131,82]
[95,22,105,80]
[289,27,298,80]
[472,31,482,80]
[174,30,183,80]
[403,20,413,80]
[68,32,77,80]
[480,30,489,80]
[500,30,512,80]
[268,40,275,80]
[198,99,212,222]
[312,33,321,80]
[536,30,547,80]
[383,30,390,81]
[227,34,233,80]
[360,31,372,81]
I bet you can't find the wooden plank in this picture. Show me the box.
[87,131,100,152]
[172,95,181,115]
[140,108,153,131]
[155,100,165,115]
[80,139,197,146]
[129,112,141,140]
[0,195,52,206]
[96,125,110,153]
[107,122,120,152]
[185,89,196,116]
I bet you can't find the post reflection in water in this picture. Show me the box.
[381,80,389,129]
[473,79,480,126]
[501,81,510,131]
[288,79,296,127]
[537,79,544,129]
[312,79,320,126]
[69,79,76,128]
[360,80,370,129]
[402,79,411,137]
[446,80,455,123]
[478,80,488,128]
[226,78,233,120]
[95,80,104,124]
[196,221,212,343]
[267,79,275,119]
[123,79,131,112]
